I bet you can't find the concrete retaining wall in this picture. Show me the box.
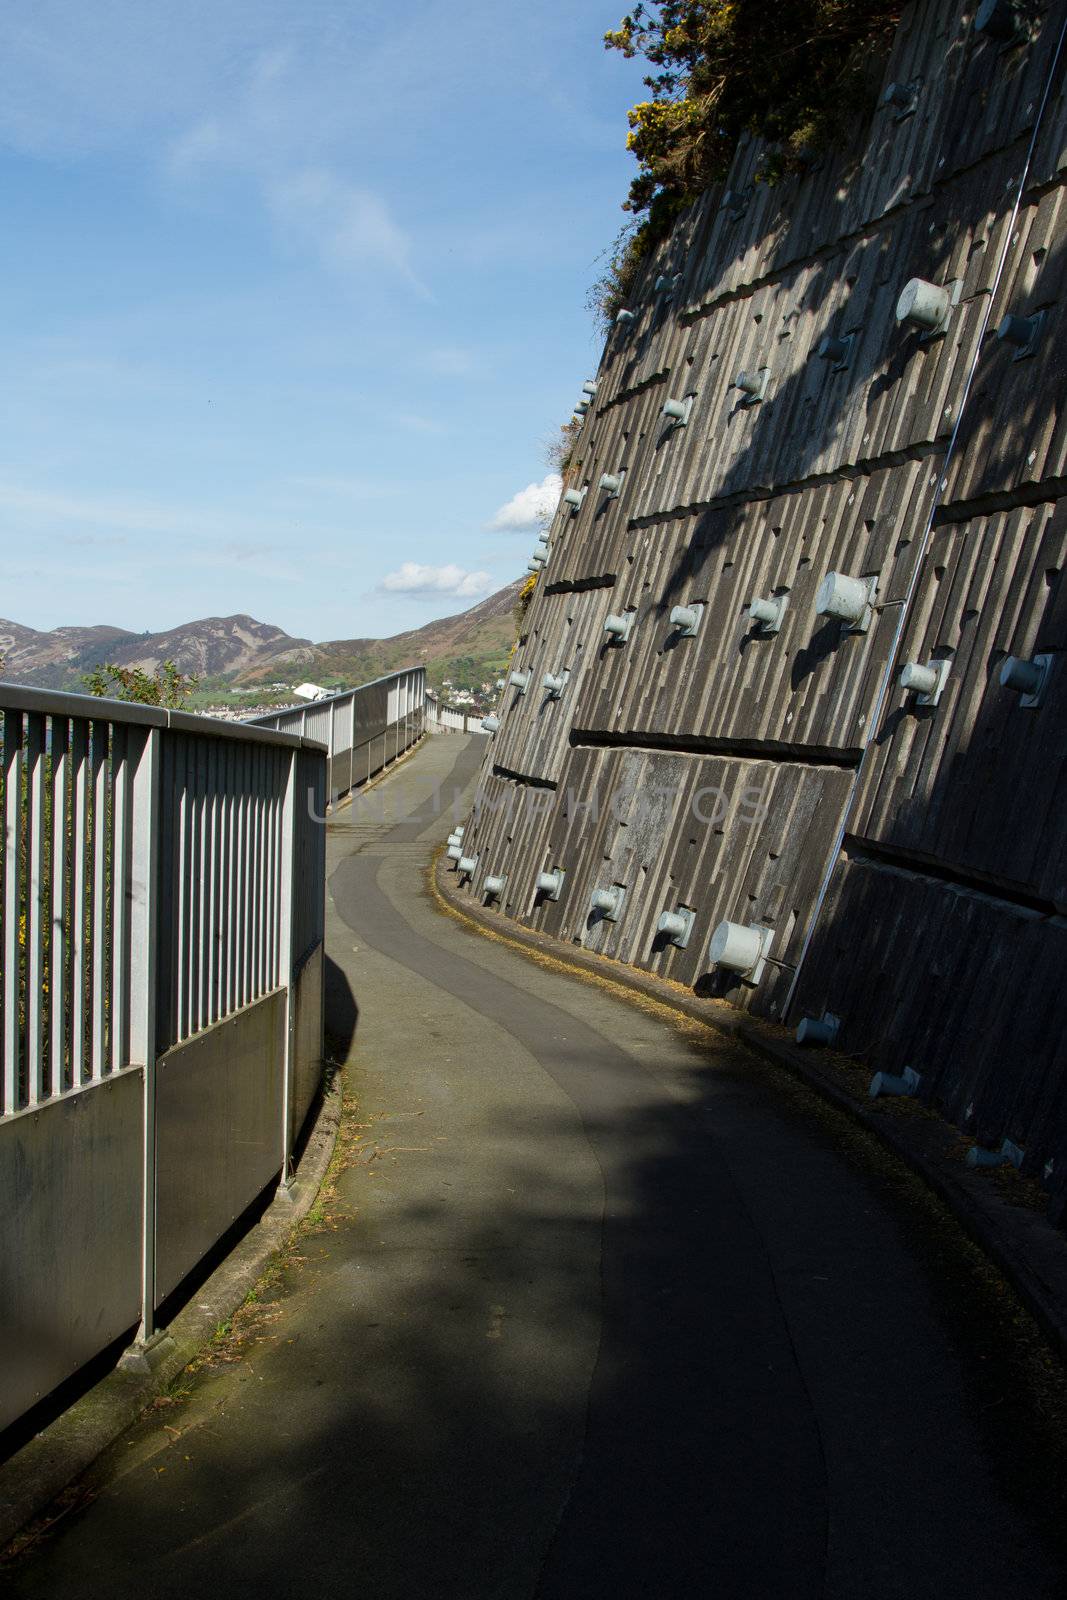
[454,0,1067,1223]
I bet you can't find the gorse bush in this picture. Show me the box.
[598,0,902,309]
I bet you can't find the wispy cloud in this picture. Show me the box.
[421,345,477,378]
[266,168,430,295]
[0,477,308,573]
[0,478,200,538]
[283,474,400,500]
[379,562,492,599]
[487,473,561,532]
[166,44,430,295]
[391,410,447,436]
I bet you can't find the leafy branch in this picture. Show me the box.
[82,659,199,708]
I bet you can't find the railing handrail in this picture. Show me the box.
[245,663,425,726]
[0,680,328,751]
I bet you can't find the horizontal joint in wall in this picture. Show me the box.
[841,835,1063,918]
[625,445,946,530]
[932,475,1067,525]
[568,727,863,768]
[542,574,617,595]
[489,763,558,791]
[599,369,672,411]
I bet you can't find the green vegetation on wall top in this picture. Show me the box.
[596,0,901,321]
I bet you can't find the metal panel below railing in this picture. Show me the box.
[154,991,287,1304]
[0,1069,144,1432]
[293,946,325,1135]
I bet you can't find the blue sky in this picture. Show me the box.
[0,1,647,643]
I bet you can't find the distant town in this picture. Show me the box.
[197,673,506,724]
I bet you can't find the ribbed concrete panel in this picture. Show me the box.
[569,463,934,758]
[451,766,560,917]
[645,199,1007,519]
[460,0,1067,1215]
[493,588,617,784]
[457,745,853,1017]
[1030,35,1067,186]
[791,850,1067,1214]
[851,498,1067,906]
[548,379,676,585]
[674,0,1056,315]
[943,177,1067,503]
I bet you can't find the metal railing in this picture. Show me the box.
[0,684,327,1430]
[425,691,489,734]
[250,665,427,806]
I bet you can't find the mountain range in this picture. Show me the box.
[0,579,524,700]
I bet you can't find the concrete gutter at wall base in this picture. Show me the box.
[433,851,1067,1370]
[0,1078,342,1553]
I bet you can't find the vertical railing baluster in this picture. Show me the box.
[206,739,220,1027]
[220,741,232,1019]
[191,737,206,1037]
[70,720,89,1086]
[226,740,237,1016]
[2,710,23,1114]
[263,747,272,993]
[234,749,248,1011]
[90,719,109,1079]
[251,745,263,999]
[174,736,189,1043]
[49,717,71,1095]
[110,724,130,1072]
[270,751,282,986]
[130,726,160,1343]
[25,716,47,1105]
[279,748,297,1186]
[260,750,271,992]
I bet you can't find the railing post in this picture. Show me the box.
[120,726,171,1368]
[348,691,356,799]
[278,746,298,1190]
[328,698,338,809]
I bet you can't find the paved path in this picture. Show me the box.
[7,735,1065,1598]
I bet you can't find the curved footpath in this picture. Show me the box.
[6,735,1066,1598]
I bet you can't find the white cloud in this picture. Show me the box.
[422,345,477,378]
[266,168,429,295]
[379,563,492,599]
[488,473,561,532]
[163,46,431,294]
[391,410,447,436]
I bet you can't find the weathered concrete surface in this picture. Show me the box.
[5,735,1065,1597]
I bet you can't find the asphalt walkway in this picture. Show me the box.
[7,733,1065,1598]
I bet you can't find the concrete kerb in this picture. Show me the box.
[432,849,1067,1370]
[0,1076,343,1552]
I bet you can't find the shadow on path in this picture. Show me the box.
[5,736,1065,1600]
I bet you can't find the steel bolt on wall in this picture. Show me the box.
[456,0,1067,1226]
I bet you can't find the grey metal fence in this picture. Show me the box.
[425,691,489,734]
[0,685,327,1431]
[250,666,427,807]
